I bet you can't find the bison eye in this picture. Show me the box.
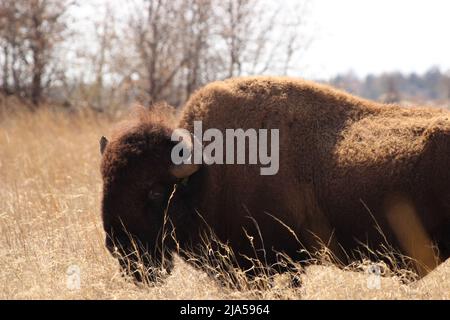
[148,190,163,201]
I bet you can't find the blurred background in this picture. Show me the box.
[1,0,450,113]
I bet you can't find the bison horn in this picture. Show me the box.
[100,136,109,155]
[169,130,201,178]
[170,163,200,179]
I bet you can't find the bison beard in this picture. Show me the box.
[100,77,450,284]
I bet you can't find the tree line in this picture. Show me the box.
[0,0,310,111]
[330,68,450,106]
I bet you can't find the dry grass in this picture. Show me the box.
[0,107,448,300]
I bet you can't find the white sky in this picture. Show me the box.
[302,0,450,79]
[72,0,450,80]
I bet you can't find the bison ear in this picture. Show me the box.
[100,136,109,155]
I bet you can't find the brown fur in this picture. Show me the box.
[101,77,450,281]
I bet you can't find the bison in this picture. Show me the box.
[100,77,450,282]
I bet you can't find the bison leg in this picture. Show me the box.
[385,194,440,276]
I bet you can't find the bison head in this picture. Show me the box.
[99,117,199,283]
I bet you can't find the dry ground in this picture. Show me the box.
[0,107,448,300]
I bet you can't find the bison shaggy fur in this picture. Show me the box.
[100,77,450,282]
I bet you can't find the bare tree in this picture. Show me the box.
[89,3,117,110]
[218,0,311,78]
[180,0,213,100]
[126,0,188,105]
[0,1,25,96]
[120,0,311,107]
[0,0,73,107]
[221,0,248,77]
